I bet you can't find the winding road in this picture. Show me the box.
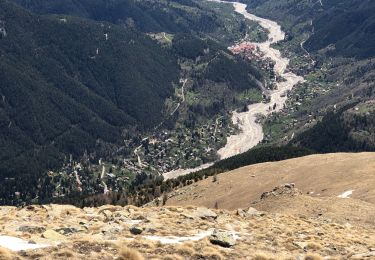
[101,165,109,194]
[170,78,187,116]
[163,1,304,179]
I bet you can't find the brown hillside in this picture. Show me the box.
[165,153,375,222]
[2,153,375,259]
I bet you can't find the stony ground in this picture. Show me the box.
[1,202,375,259]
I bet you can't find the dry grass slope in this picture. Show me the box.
[118,247,144,260]
[2,153,375,259]
[165,152,375,211]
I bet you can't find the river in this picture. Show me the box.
[164,0,304,179]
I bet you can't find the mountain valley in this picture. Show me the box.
[1,1,375,258]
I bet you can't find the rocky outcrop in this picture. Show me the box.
[260,183,302,200]
[236,207,266,217]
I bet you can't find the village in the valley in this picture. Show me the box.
[25,35,336,201]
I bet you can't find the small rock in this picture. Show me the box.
[236,209,247,218]
[54,227,81,235]
[209,229,236,248]
[352,251,375,259]
[129,226,143,235]
[344,223,352,229]
[18,226,46,234]
[247,207,264,217]
[284,183,295,189]
[237,207,264,217]
[293,241,308,249]
[181,213,194,220]
[102,225,123,240]
[100,210,114,221]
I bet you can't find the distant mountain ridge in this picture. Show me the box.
[12,0,219,33]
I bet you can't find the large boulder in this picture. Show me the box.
[194,207,217,220]
[209,229,236,248]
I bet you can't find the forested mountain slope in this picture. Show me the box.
[245,0,375,59]
[0,0,269,206]
[243,0,375,152]
[12,0,219,33]
[0,0,178,178]
[305,0,375,59]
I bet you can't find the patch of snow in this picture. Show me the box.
[144,230,241,245]
[338,190,354,199]
[143,229,214,244]
[0,235,51,251]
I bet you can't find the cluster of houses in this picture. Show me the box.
[228,41,266,63]
[134,119,235,174]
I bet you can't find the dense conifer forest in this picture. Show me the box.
[0,0,180,179]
